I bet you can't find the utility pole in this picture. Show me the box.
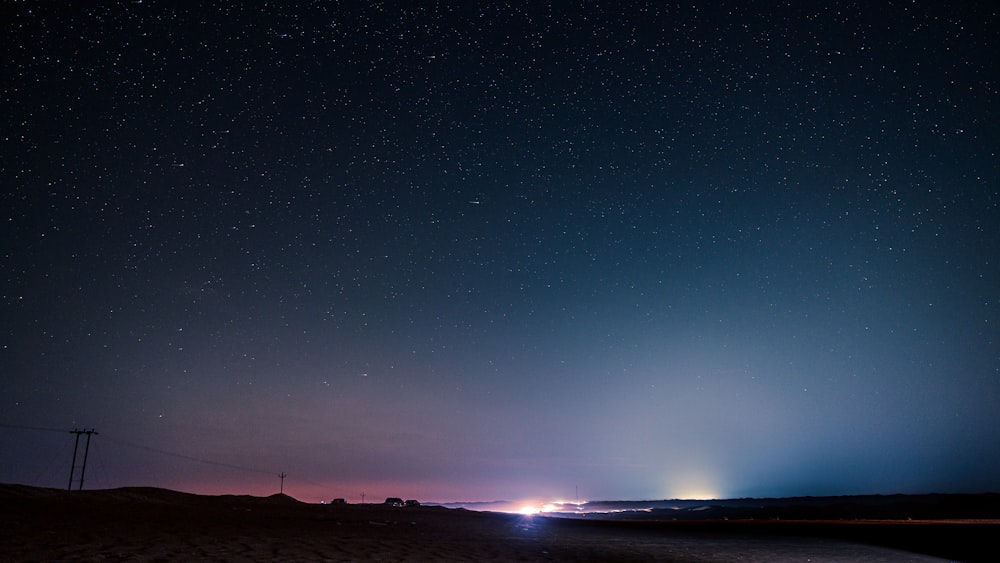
[67,429,98,491]
[278,472,287,494]
[360,491,365,504]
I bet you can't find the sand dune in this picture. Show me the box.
[1,485,994,561]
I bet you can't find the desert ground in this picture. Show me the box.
[1,485,995,562]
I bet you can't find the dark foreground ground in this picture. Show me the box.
[1,484,996,562]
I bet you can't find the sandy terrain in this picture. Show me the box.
[0,485,992,562]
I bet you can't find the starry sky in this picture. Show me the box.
[3,1,999,504]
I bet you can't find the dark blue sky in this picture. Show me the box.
[3,1,998,503]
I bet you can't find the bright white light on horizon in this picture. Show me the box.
[508,499,586,515]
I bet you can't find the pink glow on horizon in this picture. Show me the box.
[151,477,513,505]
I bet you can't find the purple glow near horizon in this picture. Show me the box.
[2,1,999,503]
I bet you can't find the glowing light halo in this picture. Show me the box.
[665,472,723,501]
[662,468,726,500]
[672,489,720,501]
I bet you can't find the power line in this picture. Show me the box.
[101,435,276,476]
[3,423,331,493]
[0,422,71,433]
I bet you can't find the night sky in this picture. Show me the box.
[3,1,999,504]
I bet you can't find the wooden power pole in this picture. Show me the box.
[67,428,98,491]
